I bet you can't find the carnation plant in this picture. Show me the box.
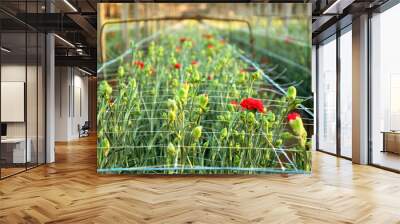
[97,27,312,174]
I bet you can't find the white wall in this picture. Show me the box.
[55,67,69,141]
[1,65,37,138]
[1,63,46,164]
[55,67,89,141]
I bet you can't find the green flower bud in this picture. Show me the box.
[176,83,190,104]
[267,132,273,142]
[240,130,245,142]
[167,143,176,156]
[220,128,228,140]
[246,112,256,125]
[306,140,312,150]
[168,110,176,123]
[128,78,136,89]
[289,117,307,137]
[287,86,297,101]
[184,40,193,48]
[158,46,164,57]
[276,139,283,147]
[224,113,232,122]
[135,103,141,113]
[167,99,178,112]
[227,103,235,112]
[235,144,241,152]
[252,71,262,80]
[98,129,104,138]
[237,72,246,84]
[150,88,156,95]
[266,111,276,122]
[176,131,182,141]
[262,117,269,130]
[118,65,125,78]
[171,79,179,88]
[122,96,128,105]
[192,126,202,141]
[100,137,111,157]
[98,80,112,99]
[282,131,293,140]
[119,86,127,99]
[197,94,209,109]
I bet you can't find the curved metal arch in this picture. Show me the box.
[99,15,255,63]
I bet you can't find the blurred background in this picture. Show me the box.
[98,3,312,109]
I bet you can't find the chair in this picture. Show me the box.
[79,121,90,138]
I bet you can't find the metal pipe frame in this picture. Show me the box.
[99,15,255,63]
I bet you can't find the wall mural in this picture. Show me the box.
[97,3,312,174]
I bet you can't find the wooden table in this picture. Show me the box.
[382,131,400,154]
[1,138,31,165]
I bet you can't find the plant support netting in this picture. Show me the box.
[97,21,312,174]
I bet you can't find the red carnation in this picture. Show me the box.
[230,100,239,106]
[174,63,181,69]
[191,60,198,65]
[207,44,214,49]
[285,36,293,44]
[180,37,187,43]
[150,68,156,76]
[287,112,300,121]
[108,98,114,106]
[133,61,144,69]
[240,98,264,113]
[203,34,213,39]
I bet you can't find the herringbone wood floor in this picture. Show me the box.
[1,135,400,224]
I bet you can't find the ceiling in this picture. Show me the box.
[1,0,395,73]
[311,0,390,43]
[0,0,97,74]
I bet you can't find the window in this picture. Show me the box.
[370,3,400,171]
[339,28,352,158]
[317,36,337,154]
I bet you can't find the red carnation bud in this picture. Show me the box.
[174,63,181,69]
[191,60,198,65]
[207,75,213,80]
[230,100,239,106]
[176,46,181,52]
[287,112,300,122]
[133,61,144,69]
[207,44,214,49]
